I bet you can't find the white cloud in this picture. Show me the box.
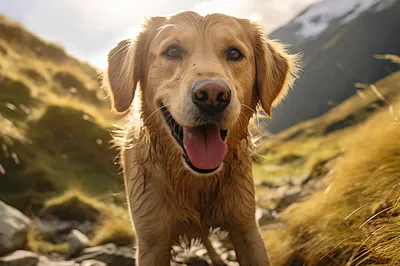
[193,0,319,32]
[0,0,319,68]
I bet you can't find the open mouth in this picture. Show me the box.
[161,106,228,174]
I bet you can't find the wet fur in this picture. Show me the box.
[103,11,300,266]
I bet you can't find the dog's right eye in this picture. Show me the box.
[162,45,184,60]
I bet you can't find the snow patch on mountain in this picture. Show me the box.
[293,0,396,39]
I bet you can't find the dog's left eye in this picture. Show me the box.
[163,45,184,60]
[226,47,243,61]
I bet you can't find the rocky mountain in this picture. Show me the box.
[265,0,400,133]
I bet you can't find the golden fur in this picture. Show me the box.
[103,11,300,266]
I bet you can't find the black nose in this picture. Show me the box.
[192,80,231,114]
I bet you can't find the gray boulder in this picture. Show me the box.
[255,208,277,226]
[0,250,39,266]
[73,243,135,266]
[66,229,90,258]
[80,260,107,266]
[0,201,31,255]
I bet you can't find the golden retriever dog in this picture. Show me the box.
[103,11,299,266]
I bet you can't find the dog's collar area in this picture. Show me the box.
[160,106,228,174]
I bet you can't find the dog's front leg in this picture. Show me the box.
[132,207,173,266]
[135,231,172,266]
[229,221,270,266]
[130,199,174,266]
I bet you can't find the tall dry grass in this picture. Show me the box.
[264,92,400,265]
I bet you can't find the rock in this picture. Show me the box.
[210,241,222,250]
[35,218,93,242]
[194,248,208,257]
[33,255,79,266]
[225,250,236,261]
[171,262,187,266]
[300,175,313,186]
[38,257,78,266]
[172,254,188,264]
[256,208,277,226]
[257,185,303,213]
[259,181,279,188]
[0,250,39,266]
[73,243,135,266]
[300,159,338,198]
[274,186,302,212]
[185,256,209,266]
[0,201,31,255]
[80,260,107,266]
[66,229,90,258]
[220,249,236,262]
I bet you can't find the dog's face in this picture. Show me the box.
[105,12,298,175]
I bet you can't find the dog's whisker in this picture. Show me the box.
[241,103,256,113]
[195,113,204,126]
[144,105,165,126]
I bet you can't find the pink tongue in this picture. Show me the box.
[183,124,227,170]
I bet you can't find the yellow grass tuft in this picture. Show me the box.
[40,190,105,222]
[92,207,135,247]
[264,96,400,266]
[27,226,69,255]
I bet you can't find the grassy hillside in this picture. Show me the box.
[253,69,400,184]
[264,94,400,266]
[0,14,123,213]
[256,65,400,265]
[0,14,137,255]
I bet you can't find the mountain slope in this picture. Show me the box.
[253,69,400,182]
[272,0,397,46]
[0,14,122,212]
[266,0,400,133]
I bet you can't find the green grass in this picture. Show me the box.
[253,70,400,183]
[0,103,121,212]
[262,82,400,265]
[26,190,134,255]
[92,207,135,247]
[40,190,104,222]
[27,226,69,255]
[0,15,122,213]
[0,15,134,252]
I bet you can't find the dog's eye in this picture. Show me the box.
[226,47,243,61]
[163,45,184,60]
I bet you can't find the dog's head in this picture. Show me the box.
[104,11,299,175]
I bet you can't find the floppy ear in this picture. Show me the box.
[241,20,301,117]
[104,17,165,113]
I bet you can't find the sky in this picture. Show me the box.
[0,0,319,69]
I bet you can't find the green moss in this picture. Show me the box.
[52,70,102,105]
[0,74,38,121]
[92,208,135,246]
[0,14,122,214]
[21,67,48,84]
[40,190,104,222]
[0,104,121,211]
[27,226,69,255]
[53,70,86,91]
